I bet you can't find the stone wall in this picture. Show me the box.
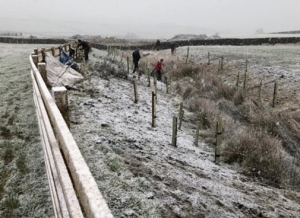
[133,37,300,50]
[0,37,66,44]
[2,36,300,50]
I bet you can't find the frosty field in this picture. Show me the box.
[69,44,300,217]
[1,42,300,217]
[0,43,54,217]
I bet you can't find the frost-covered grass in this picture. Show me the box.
[220,33,300,38]
[69,46,300,217]
[1,42,300,217]
[0,43,54,217]
[173,45,300,189]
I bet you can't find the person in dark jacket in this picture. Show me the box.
[132,48,141,74]
[77,39,90,61]
[170,42,176,54]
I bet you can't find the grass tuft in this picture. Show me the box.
[3,148,14,165]
[107,155,124,173]
[1,194,20,217]
[223,127,288,184]
[16,153,28,174]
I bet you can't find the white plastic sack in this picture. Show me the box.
[45,52,83,87]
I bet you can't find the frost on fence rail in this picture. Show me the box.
[29,48,114,218]
[32,71,78,217]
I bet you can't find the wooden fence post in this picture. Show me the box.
[147,67,151,87]
[51,87,70,128]
[152,87,157,128]
[133,75,138,104]
[215,117,222,165]
[185,47,189,64]
[272,81,278,107]
[130,57,133,70]
[42,47,46,62]
[34,48,38,56]
[221,56,224,70]
[33,48,39,63]
[258,80,262,102]
[243,72,247,96]
[165,76,168,94]
[178,102,184,130]
[32,55,39,68]
[172,116,178,147]
[208,52,210,65]
[127,57,129,74]
[51,47,55,57]
[236,72,240,88]
[154,76,157,103]
[38,63,47,85]
[194,121,200,146]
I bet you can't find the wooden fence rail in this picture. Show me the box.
[29,44,113,218]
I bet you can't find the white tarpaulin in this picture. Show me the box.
[45,52,83,87]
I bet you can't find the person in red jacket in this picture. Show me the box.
[152,59,164,81]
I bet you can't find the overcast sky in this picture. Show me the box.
[1,0,300,38]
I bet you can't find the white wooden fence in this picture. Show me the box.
[30,44,113,218]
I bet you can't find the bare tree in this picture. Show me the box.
[255,28,265,34]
